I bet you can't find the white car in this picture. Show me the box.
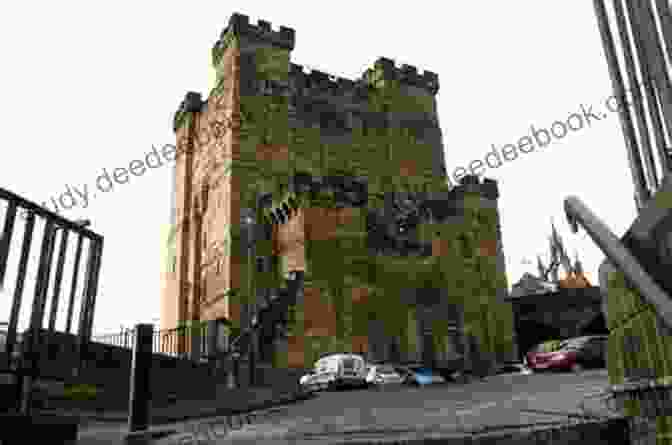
[365,364,405,386]
[299,372,316,388]
[310,353,368,390]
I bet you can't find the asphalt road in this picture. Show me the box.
[166,369,616,444]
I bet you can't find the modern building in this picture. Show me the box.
[161,12,517,371]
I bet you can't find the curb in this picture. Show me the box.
[73,391,314,426]
[69,388,312,426]
[124,429,179,444]
[76,389,313,444]
[149,389,314,426]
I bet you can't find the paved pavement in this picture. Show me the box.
[75,387,313,444]
[194,369,619,444]
[74,369,619,444]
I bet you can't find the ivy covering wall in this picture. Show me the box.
[163,224,177,273]
[604,268,672,440]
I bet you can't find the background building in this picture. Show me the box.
[508,225,606,358]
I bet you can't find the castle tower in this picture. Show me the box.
[163,13,295,336]
[162,13,516,370]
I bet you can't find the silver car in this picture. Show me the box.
[365,364,405,386]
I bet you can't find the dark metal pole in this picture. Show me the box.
[84,240,103,340]
[624,0,666,187]
[634,0,672,171]
[233,351,240,387]
[655,0,672,63]
[0,201,17,289]
[593,0,650,208]
[35,223,57,333]
[248,209,255,386]
[48,228,69,332]
[128,323,153,433]
[21,219,57,414]
[74,240,96,376]
[612,0,670,179]
[3,213,35,368]
[77,242,96,338]
[30,221,56,332]
[65,233,84,334]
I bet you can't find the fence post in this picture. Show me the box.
[458,309,472,375]
[128,323,153,433]
[190,322,201,362]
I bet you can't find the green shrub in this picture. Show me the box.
[63,383,98,401]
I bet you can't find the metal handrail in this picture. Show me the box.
[563,196,672,328]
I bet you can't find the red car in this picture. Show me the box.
[525,336,608,373]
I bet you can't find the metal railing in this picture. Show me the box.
[0,186,104,415]
[563,196,672,328]
[93,324,214,359]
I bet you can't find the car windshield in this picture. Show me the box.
[530,340,562,353]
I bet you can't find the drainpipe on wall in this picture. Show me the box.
[177,92,202,354]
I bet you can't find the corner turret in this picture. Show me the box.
[212,13,295,67]
[447,175,499,200]
[173,91,204,133]
[363,57,439,95]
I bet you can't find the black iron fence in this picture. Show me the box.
[0,186,103,414]
[92,323,232,361]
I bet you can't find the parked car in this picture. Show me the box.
[365,364,405,386]
[395,365,447,386]
[526,335,608,373]
[495,361,532,375]
[309,353,368,390]
[299,371,317,391]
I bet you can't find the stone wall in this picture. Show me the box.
[168,21,243,329]
[23,330,301,411]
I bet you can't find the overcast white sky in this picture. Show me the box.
[0,1,639,335]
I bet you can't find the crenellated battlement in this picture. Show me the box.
[289,63,367,99]
[449,175,499,200]
[365,57,439,95]
[173,91,204,133]
[212,13,296,66]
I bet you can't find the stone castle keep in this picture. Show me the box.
[161,12,517,370]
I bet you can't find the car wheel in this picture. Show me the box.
[570,362,584,373]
